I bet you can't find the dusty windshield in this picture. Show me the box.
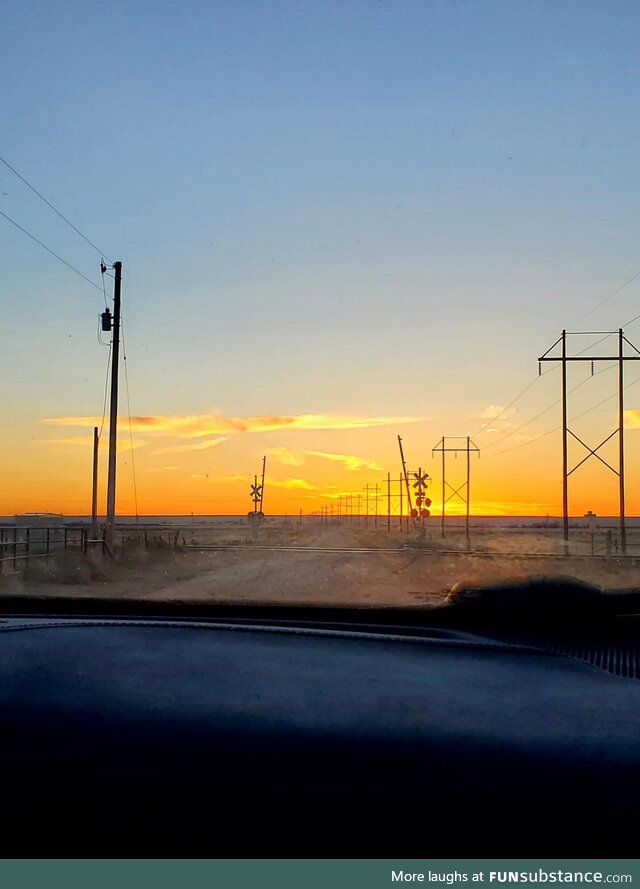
[2,1,639,606]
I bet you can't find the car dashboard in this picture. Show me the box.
[1,596,639,855]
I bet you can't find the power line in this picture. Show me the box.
[484,424,560,458]
[573,269,640,326]
[0,208,103,293]
[484,329,638,454]
[472,374,546,438]
[623,309,640,330]
[0,153,112,263]
[483,363,616,452]
[487,370,640,458]
[475,276,640,443]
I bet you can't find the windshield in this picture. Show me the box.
[2,0,640,607]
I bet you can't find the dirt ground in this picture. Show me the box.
[3,522,640,605]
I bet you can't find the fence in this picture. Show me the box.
[0,526,98,574]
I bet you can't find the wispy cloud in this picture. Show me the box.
[479,404,508,420]
[42,412,422,438]
[320,491,369,499]
[625,410,640,429]
[45,435,146,453]
[268,477,316,491]
[187,473,315,491]
[151,436,228,456]
[305,450,382,471]
[478,404,517,434]
[189,473,249,483]
[268,446,302,466]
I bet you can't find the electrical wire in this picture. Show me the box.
[120,316,140,524]
[486,370,640,458]
[623,309,640,330]
[471,375,542,437]
[0,208,103,293]
[0,154,112,263]
[98,344,111,439]
[482,362,617,452]
[471,273,640,446]
[573,269,640,326]
[484,424,561,458]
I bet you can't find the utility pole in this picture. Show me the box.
[387,473,391,532]
[441,439,445,538]
[260,455,267,514]
[397,435,413,515]
[539,328,640,555]
[432,436,480,541]
[561,329,569,552]
[105,260,122,552]
[619,328,627,554]
[466,436,471,546]
[91,426,99,542]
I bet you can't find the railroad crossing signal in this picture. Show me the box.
[410,468,431,519]
[250,483,263,503]
[412,468,430,491]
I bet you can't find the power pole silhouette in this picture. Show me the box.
[432,436,480,542]
[538,328,640,555]
[105,260,122,552]
[91,426,99,542]
[387,472,391,532]
[364,484,380,528]
[397,435,413,515]
[260,455,266,514]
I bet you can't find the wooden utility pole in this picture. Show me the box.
[432,437,480,540]
[397,435,413,515]
[105,260,122,552]
[618,328,627,554]
[260,455,267,514]
[561,329,569,554]
[539,328,639,556]
[387,473,391,532]
[466,435,471,547]
[91,426,99,541]
[441,441,445,538]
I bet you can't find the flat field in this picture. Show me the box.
[3,520,640,605]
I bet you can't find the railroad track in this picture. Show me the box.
[183,544,634,559]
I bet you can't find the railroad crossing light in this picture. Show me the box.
[101,309,112,332]
[424,498,432,508]
[420,509,430,518]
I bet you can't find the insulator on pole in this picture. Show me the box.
[538,362,542,376]
[591,360,594,376]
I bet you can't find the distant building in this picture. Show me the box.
[14,513,64,527]
[12,513,65,552]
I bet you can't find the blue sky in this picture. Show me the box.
[2,0,640,512]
